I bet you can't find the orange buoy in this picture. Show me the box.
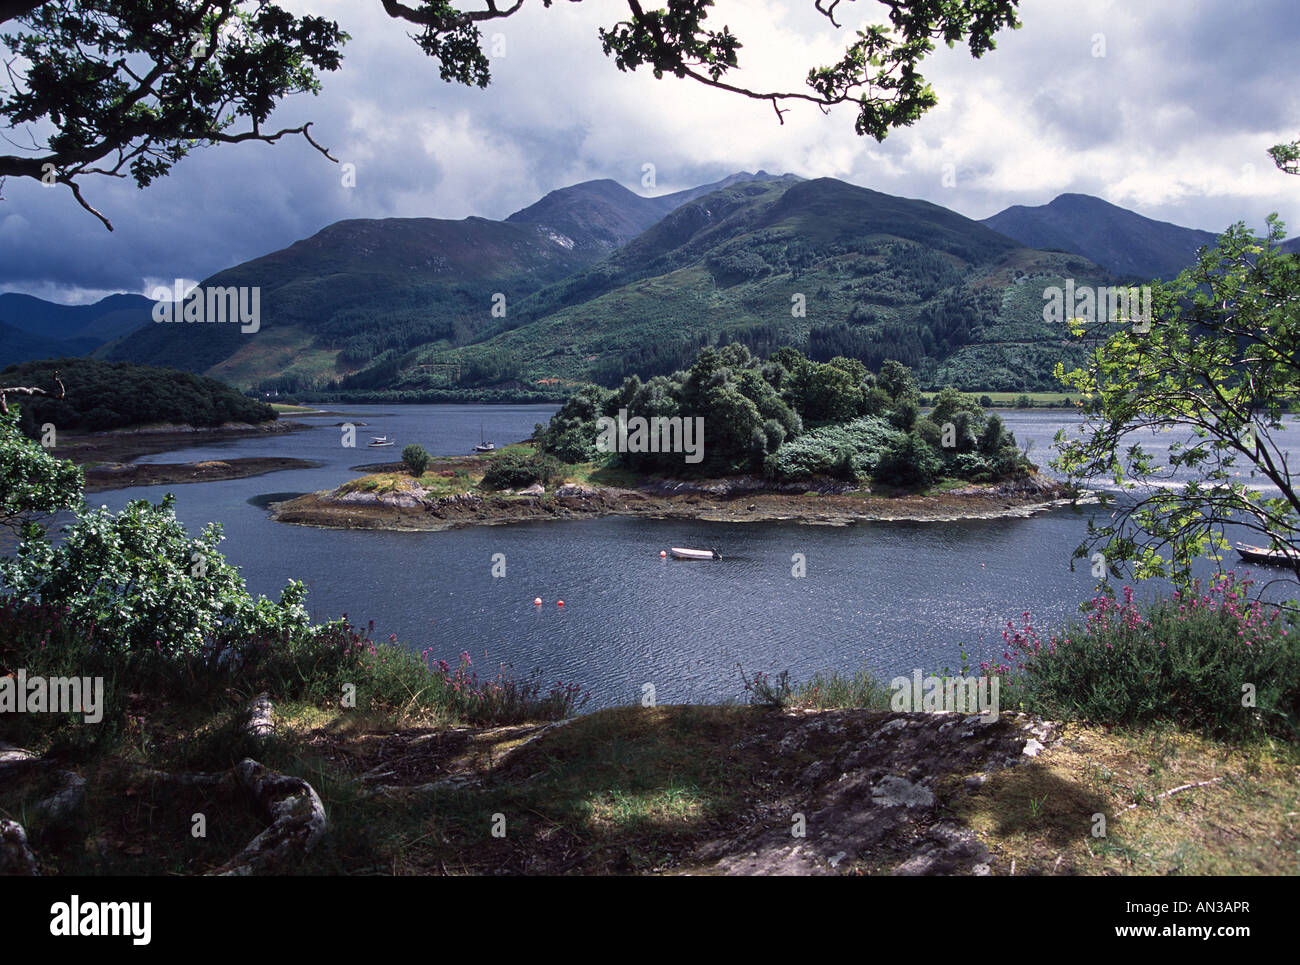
[533,597,542,606]
[557,600,565,607]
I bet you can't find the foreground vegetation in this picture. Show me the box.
[3,574,1296,875]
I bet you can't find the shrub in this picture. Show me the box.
[873,431,942,488]
[0,494,310,656]
[479,450,563,491]
[402,444,431,477]
[985,579,1300,741]
[764,417,902,482]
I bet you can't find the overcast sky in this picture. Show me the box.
[1,0,1297,303]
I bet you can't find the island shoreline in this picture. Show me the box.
[269,473,1087,532]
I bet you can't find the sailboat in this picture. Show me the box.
[367,435,395,448]
[474,423,495,453]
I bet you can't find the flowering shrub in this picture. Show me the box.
[985,577,1300,739]
[419,649,589,724]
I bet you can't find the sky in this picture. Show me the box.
[1,0,1297,303]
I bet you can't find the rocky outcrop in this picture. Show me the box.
[0,820,38,876]
[696,710,1058,875]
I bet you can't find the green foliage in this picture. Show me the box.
[1053,217,1300,590]
[0,407,83,530]
[0,358,275,436]
[0,493,310,655]
[1269,136,1299,176]
[479,450,563,491]
[874,430,943,488]
[540,345,1027,488]
[401,443,430,477]
[2,1,346,200]
[764,416,901,482]
[990,581,1300,742]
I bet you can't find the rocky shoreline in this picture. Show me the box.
[269,472,1081,531]
[51,419,309,467]
[84,456,319,493]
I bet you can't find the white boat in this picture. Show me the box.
[368,436,395,448]
[670,547,719,560]
[473,423,495,453]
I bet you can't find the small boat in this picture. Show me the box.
[670,547,720,561]
[473,423,495,453]
[368,435,395,448]
[1235,542,1299,567]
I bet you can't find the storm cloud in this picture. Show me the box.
[1,0,1296,302]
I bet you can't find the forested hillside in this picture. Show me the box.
[0,358,275,437]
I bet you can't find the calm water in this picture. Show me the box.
[75,407,1300,707]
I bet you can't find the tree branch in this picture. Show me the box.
[0,369,65,416]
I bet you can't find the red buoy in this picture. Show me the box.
[557,600,565,607]
[533,597,542,606]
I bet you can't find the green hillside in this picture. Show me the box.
[102,174,1123,397]
[0,357,275,437]
[390,178,1115,393]
[107,216,599,390]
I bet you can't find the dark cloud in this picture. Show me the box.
[2,0,1297,302]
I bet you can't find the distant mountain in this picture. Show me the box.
[106,171,802,389]
[0,292,152,342]
[107,215,599,386]
[0,320,100,367]
[393,176,1114,394]
[981,194,1222,281]
[0,292,151,366]
[504,171,800,255]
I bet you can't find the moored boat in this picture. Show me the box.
[368,435,394,448]
[670,546,719,560]
[1235,542,1299,567]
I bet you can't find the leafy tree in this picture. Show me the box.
[887,395,920,431]
[1054,216,1300,590]
[874,430,941,488]
[0,490,311,654]
[2,358,275,436]
[877,359,919,403]
[0,406,82,532]
[0,0,347,228]
[2,1,1021,225]
[402,443,431,477]
[1269,136,1299,175]
[929,385,981,428]
[795,361,863,423]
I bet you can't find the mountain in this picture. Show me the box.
[386,177,1115,394]
[107,215,599,387]
[0,292,152,366]
[504,171,800,255]
[979,194,1226,282]
[106,171,802,388]
[0,292,153,342]
[0,320,101,367]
